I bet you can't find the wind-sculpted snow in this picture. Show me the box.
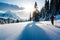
[0,21,60,40]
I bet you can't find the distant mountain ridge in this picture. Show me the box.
[0,2,24,11]
[0,11,20,19]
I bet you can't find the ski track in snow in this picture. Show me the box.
[0,21,60,40]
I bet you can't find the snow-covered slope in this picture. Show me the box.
[0,20,60,40]
[55,15,60,20]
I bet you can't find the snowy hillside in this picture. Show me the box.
[0,20,60,40]
[55,15,60,20]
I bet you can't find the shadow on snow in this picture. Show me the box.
[18,22,51,40]
[55,25,60,28]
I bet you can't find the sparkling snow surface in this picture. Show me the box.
[0,20,60,40]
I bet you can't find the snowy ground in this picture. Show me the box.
[0,20,60,40]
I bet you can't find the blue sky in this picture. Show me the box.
[0,0,45,9]
[0,0,45,19]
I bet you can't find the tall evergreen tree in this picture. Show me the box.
[55,0,59,14]
[45,0,49,21]
[58,0,60,14]
[33,2,40,21]
[50,0,56,15]
[29,13,31,21]
[50,0,60,15]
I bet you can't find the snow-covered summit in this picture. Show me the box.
[0,11,20,19]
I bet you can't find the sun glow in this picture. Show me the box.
[23,3,34,13]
